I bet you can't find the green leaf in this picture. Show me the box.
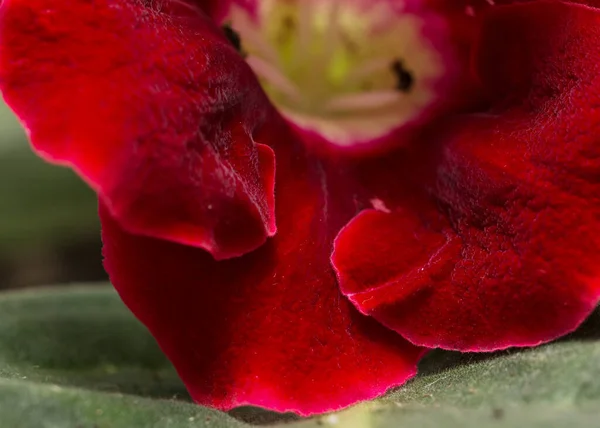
[0,285,598,427]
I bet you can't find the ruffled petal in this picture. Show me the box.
[332,1,600,351]
[0,0,276,260]
[100,125,425,415]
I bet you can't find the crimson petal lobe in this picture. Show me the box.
[100,129,425,415]
[0,0,277,260]
[332,1,600,351]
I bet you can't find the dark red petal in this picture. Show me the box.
[437,0,600,14]
[333,1,600,351]
[187,0,232,21]
[493,0,600,7]
[101,128,424,415]
[0,0,276,260]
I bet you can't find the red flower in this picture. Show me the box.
[1,0,600,416]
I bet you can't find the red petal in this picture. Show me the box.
[0,0,276,260]
[332,1,600,351]
[493,0,600,7]
[101,128,424,415]
[187,0,232,21]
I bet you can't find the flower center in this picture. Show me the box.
[225,0,446,145]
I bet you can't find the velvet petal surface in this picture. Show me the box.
[101,125,425,415]
[332,1,600,351]
[189,0,232,21]
[0,0,277,260]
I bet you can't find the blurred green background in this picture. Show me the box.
[0,101,107,289]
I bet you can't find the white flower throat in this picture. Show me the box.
[224,0,445,145]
